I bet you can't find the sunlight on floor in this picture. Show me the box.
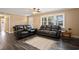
[1,31,5,36]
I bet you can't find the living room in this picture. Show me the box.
[0,8,79,50]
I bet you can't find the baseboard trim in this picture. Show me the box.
[72,35,79,38]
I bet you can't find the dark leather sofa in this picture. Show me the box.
[37,25,61,39]
[13,25,36,39]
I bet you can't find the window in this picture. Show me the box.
[41,14,64,28]
[56,15,64,28]
[42,17,47,25]
[48,16,54,25]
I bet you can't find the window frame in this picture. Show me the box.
[40,13,65,28]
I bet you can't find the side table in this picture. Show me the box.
[61,31,72,38]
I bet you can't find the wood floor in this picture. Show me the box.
[0,32,79,50]
[0,32,39,50]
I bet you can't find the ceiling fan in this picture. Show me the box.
[32,8,40,15]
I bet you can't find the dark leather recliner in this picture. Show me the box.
[13,25,36,39]
[37,25,61,39]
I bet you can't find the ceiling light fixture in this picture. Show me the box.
[32,8,40,15]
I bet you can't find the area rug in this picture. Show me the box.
[24,36,58,50]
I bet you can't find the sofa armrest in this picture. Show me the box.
[14,29,24,33]
[56,30,61,38]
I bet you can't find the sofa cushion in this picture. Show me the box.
[21,31,28,34]
[26,25,32,29]
[29,29,35,32]
[24,25,27,30]
[40,25,47,30]
[38,30,44,33]
[45,25,52,30]
[15,25,24,30]
[49,31,57,34]
[51,25,60,30]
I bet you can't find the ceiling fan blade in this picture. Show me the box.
[33,8,36,11]
[37,8,40,12]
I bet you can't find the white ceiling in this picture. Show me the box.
[0,8,64,16]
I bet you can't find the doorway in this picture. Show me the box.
[0,15,10,33]
[1,17,6,32]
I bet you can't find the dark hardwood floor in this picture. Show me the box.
[0,32,79,50]
[61,37,79,50]
[0,32,39,50]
